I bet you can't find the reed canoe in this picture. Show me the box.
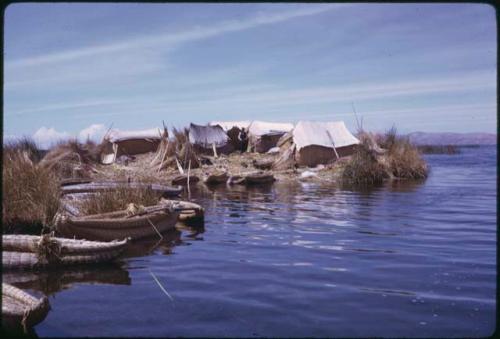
[2,283,50,331]
[171,174,200,186]
[61,181,183,197]
[244,172,275,185]
[204,171,229,185]
[3,234,130,256]
[55,204,180,241]
[160,199,205,225]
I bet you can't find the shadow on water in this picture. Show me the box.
[3,263,131,296]
[122,222,206,258]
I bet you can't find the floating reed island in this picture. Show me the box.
[2,120,430,331]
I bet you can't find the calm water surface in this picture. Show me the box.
[15,146,497,337]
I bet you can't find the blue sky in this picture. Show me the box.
[3,3,497,147]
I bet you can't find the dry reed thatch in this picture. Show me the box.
[152,127,200,171]
[77,185,160,215]
[39,139,101,179]
[378,127,428,179]
[342,127,428,186]
[2,146,61,233]
[4,137,43,163]
[340,138,389,186]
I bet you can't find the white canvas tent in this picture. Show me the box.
[100,127,163,164]
[274,121,360,168]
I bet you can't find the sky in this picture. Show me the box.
[3,3,497,148]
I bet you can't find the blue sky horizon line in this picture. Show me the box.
[3,3,497,148]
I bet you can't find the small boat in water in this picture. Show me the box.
[227,172,275,185]
[204,171,229,185]
[61,181,183,197]
[244,172,275,185]
[55,203,180,241]
[2,234,129,270]
[171,174,200,186]
[160,199,205,225]
[2,283,50,332]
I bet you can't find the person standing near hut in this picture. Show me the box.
[238,128,248,152]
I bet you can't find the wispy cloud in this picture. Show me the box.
[6,5,340,69]
[10,70,492,121]
[8,99,127,116]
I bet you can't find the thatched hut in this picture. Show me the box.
[100,128,163,164]
[247,121,294,153]
[209,121,251,151]
[274,121,360,169]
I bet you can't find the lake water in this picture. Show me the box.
[14,146,497,337]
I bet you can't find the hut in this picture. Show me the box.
[100,128,163,164]
[210,121,251,151]
[247,121,294,153]
[188,123,233,155]
[274,121,360,168]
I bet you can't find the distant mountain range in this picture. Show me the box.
[407,132,497,145]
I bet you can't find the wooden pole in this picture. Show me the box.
[187,159,191,200]
[326,130,340,160]
[212,143,218,158]
[175,157,185,174]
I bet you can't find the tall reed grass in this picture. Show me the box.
[77,186,160,215]
[341,127,428,186]
[3,139,61,233]
[341,138,389,186]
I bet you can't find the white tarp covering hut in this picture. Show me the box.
[274,121,360,168]
[188,123,233,154]
[247,121,294,153]
[100,127,163,164]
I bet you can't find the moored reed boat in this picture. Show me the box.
[244,172,276,185]
[2,235,129,270]
[2,283,50,332]
[204,171,229,185]
[3,234,129,255]
[160,199,205,225]
[54,203,180,241]
[171,174,200,186]
[61,181,183,197]
[227,172,276,185]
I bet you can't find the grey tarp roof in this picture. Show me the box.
[188,123,229,147]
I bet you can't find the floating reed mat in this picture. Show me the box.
[2,234,129,270]
[54,203,181,241]
[2,282,50,332]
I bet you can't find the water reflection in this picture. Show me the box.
[3,264,131,296]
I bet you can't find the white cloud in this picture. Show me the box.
[32,127,71,149]
[5,5,340,69]
[78,124,107,142]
